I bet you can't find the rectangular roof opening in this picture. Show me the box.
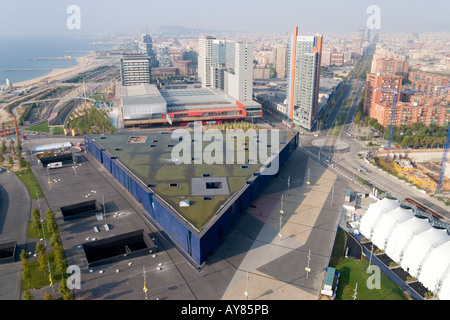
[206,181,223,189]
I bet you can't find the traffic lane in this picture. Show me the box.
[338,156,450,219]
[0,168,32,300]
[0,169,30,242]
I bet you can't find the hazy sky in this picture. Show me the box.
[0,0,449,37]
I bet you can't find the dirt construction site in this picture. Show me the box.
[371,149,450,196]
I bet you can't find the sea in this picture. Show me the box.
[0,36,116,86]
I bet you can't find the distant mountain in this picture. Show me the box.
[156,25,237,36]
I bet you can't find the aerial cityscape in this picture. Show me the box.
[0,0,449,307]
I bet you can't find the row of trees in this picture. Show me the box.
[356,114,449,149]
[22,208,72,300]
[381,122,449,148]
[0,138,28,169]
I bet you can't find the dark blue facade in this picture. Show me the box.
[84,132,298,267]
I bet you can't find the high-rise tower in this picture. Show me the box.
[223,41,253,102]
[275,44,288,79]
[286,27,322,130]
[198,36,216,87]
[120,54,151,86]
[138,34,158,67]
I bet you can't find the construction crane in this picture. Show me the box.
[385,90,398,168]
[435,121,450,195]
[372,87,401,168]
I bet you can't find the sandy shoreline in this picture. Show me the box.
[0,52,107,124]
[13,52,99,88]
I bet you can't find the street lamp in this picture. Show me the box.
[305,249,311,279]
[47,167,51,190]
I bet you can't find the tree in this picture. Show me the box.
[23,291,34,300]
[35,242,46,255]
[43,292,53,300]
[354,110,362,124]
[52,240,66,274]
[373,122,385,133]
[63,291,74,300]
[20,249,29,261]
[400,136,414,148]
[412,136,421,148]
[20,250,31,287]
[19,156,25,169]
[50,233,60,248]
[9,139,14,154]
[59,279,69,296]
[31,208,42,231]
[36,242,47,274]
[45,209,57,235]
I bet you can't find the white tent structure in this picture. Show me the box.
[371,206,414,251]
[359,197,398,239]
[419,241,450,298]
[401,227,448,277]
[359,198,450,300]
[384,216,431,262]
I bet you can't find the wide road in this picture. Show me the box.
[0,167,32,300]
[300,131,450,221]
[297,40,450,221]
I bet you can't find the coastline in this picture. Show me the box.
[0,51,106,124]
[12,52,99,88]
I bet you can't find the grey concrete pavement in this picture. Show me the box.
[0,167,32,300]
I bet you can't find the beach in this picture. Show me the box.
[12,53,100,88]
[0,52,108,124]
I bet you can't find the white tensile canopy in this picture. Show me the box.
[359,197,398,239]
[384,216,431,262]
[400,227,448,278]
[419,241,450,297]
[371,206,414,250]
[359,198,450,300]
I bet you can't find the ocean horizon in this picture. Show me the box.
[0,36,115,86]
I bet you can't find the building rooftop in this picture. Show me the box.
[88,130,295,232]
[160,87,232,106]
[120,84,161,97]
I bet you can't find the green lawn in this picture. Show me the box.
[23,122,50,133]
[15,169,44,199]
[51,126,65,134]
[27,219,56,241]
[329,228,408,300]
[334,257,407,300]
[21,251,64,291]
[23,122,64,135]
